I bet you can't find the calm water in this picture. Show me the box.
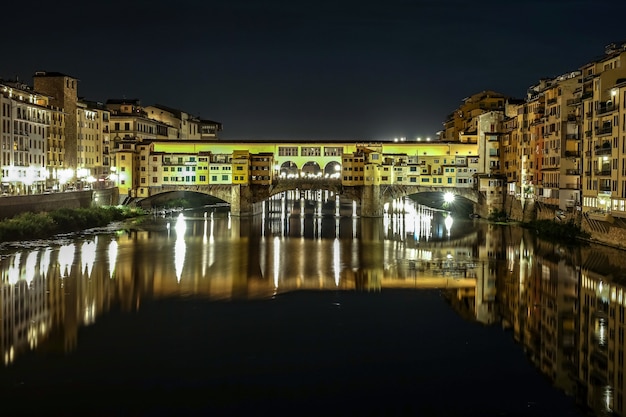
[0,194,618,416]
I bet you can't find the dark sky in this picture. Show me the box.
[4,0,626,141]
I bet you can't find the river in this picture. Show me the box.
[0,192,619,416]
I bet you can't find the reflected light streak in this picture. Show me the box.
[40,248,51,279]
[81,239,96,278]
[175,215,186,283]
[24,250,38,285]
[273,236,280,289]
[108,240,118,279]
[58,243,75,277]
[333,239,341,286]
[8,253,21,285]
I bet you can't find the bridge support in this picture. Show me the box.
[230,185,260,216]
[361,185,383,217]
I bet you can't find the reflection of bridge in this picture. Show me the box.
[139,180,482,216]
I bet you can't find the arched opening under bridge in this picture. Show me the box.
[324,161,341,179]
[301,161,322,178]
[280,161,299,178]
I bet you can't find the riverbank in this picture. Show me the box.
[0,206,147,243]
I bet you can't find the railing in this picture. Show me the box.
[596,126,612,136]
[567,98,581,106]
[563,183,579,189]
[585,130,592,138]
[564,150,580,158]
[547,97,558,104]
[565,169,580,175]
[597,104,616,115]
[595,147,612,156]
[595,169,611,176]
[565,134,579,140]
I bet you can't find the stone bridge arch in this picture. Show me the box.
[135,185,235,208]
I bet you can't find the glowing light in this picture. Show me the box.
[444,192,455,203]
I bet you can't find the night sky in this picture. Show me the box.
[4,0,626,141]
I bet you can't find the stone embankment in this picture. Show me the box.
[502,194,626,250]
[0,188,119,219]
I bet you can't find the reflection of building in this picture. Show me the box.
[1,252,50,366]
[577,245,626,416]
[533,239,578,395]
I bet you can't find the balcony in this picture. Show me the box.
[565,169,580,175]
[597,104,616,115]
[594,146,612,156]
[595,169,611,176]
[585,130,592,138]
[596,126,613,136]
[563,183,579,189]
[582,91,593,99]
[567,97,582,106]
[586,111,594,118]
[565,134,580,140]
[547,97,558,104]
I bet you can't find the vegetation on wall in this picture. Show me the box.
[0,206,146,243]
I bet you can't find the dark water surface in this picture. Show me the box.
[0,195,615,416]
[2,291,582,417]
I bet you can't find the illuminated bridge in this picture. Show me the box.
[123,141,488,216]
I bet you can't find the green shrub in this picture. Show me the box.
[0,206,147,243]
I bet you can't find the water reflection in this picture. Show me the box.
[1,195,625,416]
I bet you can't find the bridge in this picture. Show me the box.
[136,179,483,216]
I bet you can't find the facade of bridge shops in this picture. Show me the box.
[113,140,502,216]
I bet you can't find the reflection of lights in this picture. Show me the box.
[273,236,280,289]
[604,385,613,412]
[175,214,186,283]
[444,215,453,235]
[4,346,14,365]
[108,240,118,279]
[58,244,75,277]
[81,239,97,278]
[333,239,341,286]
[83,301,96,325]
[8,253,21,285]
[24,250,38,285]
[40,248,51,278]
[444,192,454,203]
[175,213,186,235]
